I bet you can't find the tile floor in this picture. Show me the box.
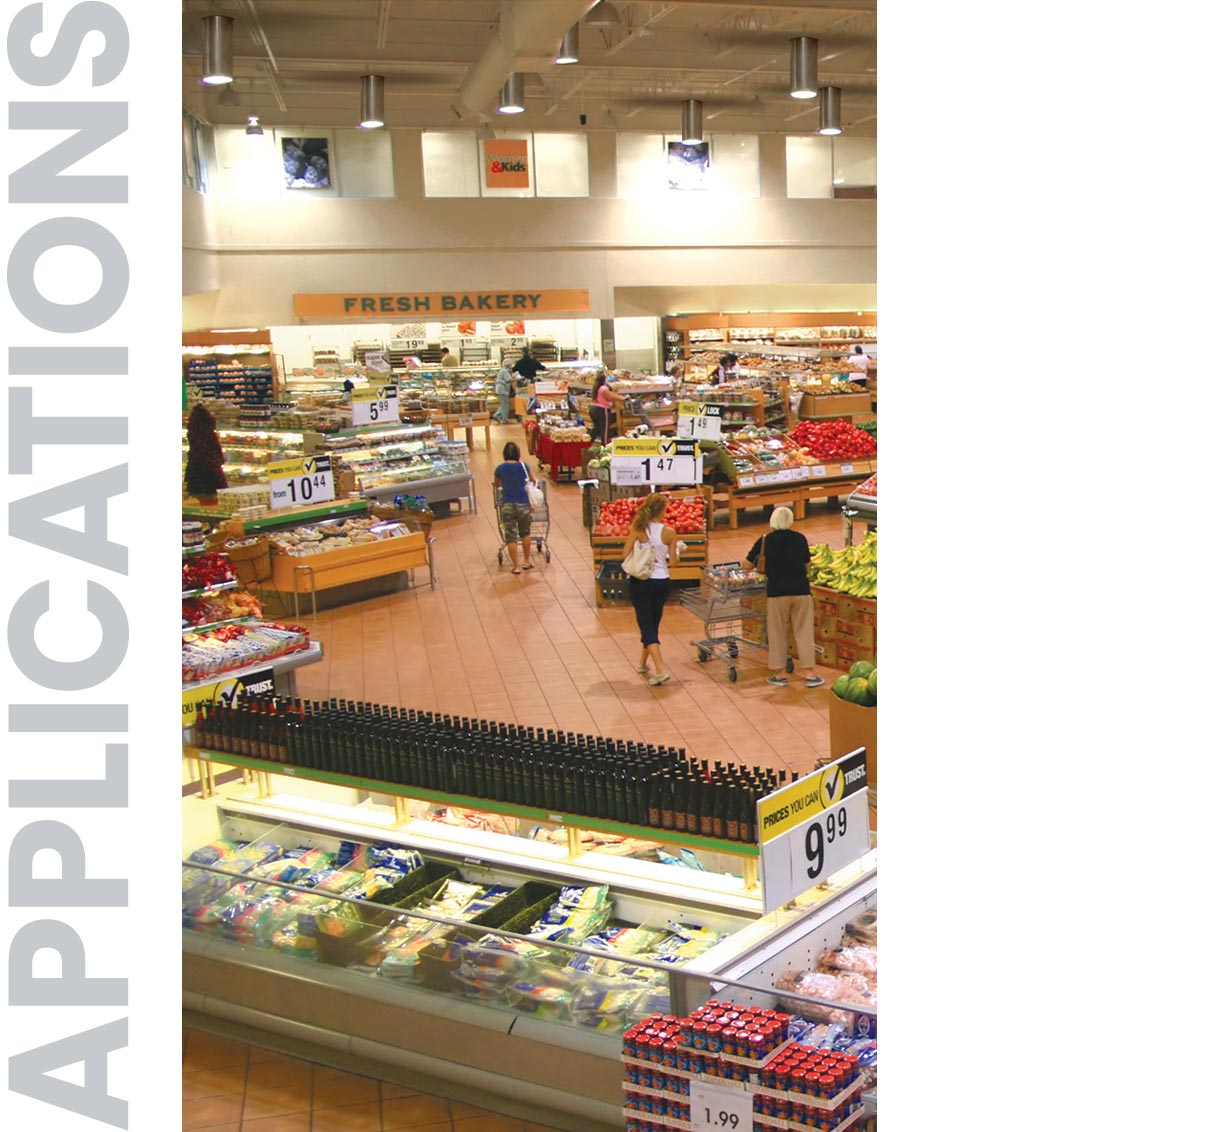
[289,420,849,775]
[183,1028,563,1132]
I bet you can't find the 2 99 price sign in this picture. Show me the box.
[266,455,335,510]
[351,385,399,427]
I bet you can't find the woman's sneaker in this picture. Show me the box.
[767,675,788,686]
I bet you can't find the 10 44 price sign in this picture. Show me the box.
[351,385,399,427]
[266,455,335,510]
[609,436,699,486]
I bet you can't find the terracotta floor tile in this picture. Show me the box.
[241,1114,312,1132]
[383,1123,451,1132]
[379,1081,422,1100]
[247,1061,313,1090]
[242,1084,311,1121]
[309,1101,383,1132]
[447,1105,492,1121]
[382,1095,453,1129]
[183,1041,250,1073]
[452,1115,525,1132]
[182,1092,245,1128]
[311,1073,379,1108]
[182,1066,248,1100]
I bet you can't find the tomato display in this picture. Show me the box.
[789,419,877,461]
[592,496,706,537]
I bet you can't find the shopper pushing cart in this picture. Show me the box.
[492,440,551,573]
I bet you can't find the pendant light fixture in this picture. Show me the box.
[789,36,818,99]
[584,1,622,28]
[556,24,580,64]
[245,114,264,138]
[680,99,703,145]
[817,85,842,135]
[359,74,385,128]
[200,15,234,86]
[498,72,525,114]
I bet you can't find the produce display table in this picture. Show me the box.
[538,433,588,482]
[811,586,876,672]
[431,411,492,452]
[268,531,434,617]
[719,460,875,529]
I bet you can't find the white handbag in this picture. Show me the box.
[521,462,545,508]
[622,539,656,580]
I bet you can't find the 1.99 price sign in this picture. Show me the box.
[690,1080,751,1132]
[266,455,335,510]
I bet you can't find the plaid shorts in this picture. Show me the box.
[500,501,532,541]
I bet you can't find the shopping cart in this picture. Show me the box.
[681,563,810,683]
[494,480,552,567]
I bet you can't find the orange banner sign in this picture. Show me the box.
[483,139,530,188]
[293,290,590,319]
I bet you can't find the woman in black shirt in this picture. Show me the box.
[744,508,824,688]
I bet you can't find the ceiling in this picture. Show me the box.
[181,0,876,137]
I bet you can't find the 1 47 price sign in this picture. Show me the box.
[351,385,399,427]
[266,455,335,510]
[609,436,699,486]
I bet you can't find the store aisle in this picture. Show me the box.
[183,1028,564,1132]
[291,423,847,773]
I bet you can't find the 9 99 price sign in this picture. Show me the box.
[351,385,399,427]
[266,455,335,510]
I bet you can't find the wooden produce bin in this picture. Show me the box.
[812,585,876,671]
[799,391,873,419]
[720,459,875,529]
[828,695,877,794]
[589,486,712,607]
[269,531,433,617]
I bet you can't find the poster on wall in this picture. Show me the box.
[483,138,530,189]
[283,136,331,189]
[667,141,710,191]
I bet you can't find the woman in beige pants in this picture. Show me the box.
[743,508,824,688]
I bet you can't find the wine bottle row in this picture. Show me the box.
[188,697,793,843]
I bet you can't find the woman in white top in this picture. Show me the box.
[848,345,870,384]
[622,493,680,685]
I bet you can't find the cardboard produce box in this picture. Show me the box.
[829,694,877,793]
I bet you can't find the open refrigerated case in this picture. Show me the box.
[181,749,876,1132]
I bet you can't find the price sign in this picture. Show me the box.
[676,401,723,440]
[811,464,827,478]
[266,454,335,510]
[458,415,474,427]
[757,749,871,913]
[534,379,568,395]
[351,385,399,427]
[182,666,274,730]
[690,1079,751,1132]
[609,436,699,486]
[839,462,855,475]
[363,350,391,374]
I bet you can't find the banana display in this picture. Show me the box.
[808,530,877,598]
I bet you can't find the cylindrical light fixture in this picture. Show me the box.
[556,24,580,64]
[789,36,818,99]
[359,74,385,128]
[201,15,234,86]
[817,85,842,135]
[498,72,525,114]
[245,114,264,138]
[680,99,703,144]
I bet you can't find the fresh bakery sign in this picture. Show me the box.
[483,139,530,188]
[293,289,590,318]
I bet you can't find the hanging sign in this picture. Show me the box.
[363,349,391,374]
[757,749,871,913]
[676,402,724,440]
[294,289,590,318]
[609,436,699,486]
[266,454,335,509]
[350,385,398,427]
[534,379,568,395]
[182,666,275,728]
[483,139,530,189]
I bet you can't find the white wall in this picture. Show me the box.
[613,317,661,373]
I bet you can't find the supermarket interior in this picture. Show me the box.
[180,5,879,1132]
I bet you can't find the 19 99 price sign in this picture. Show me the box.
[266,455,335,510]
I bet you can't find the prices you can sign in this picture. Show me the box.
[351,384,398,427]
[266,454,335,510]
[757,749,871,913]
[609,436,700,486]
[676,401,723,440]
[183,666,275,729]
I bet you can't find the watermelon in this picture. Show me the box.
[844,677,872,705]
[848,660,875,681]
[832,674,852,700]
[867,668,878,697]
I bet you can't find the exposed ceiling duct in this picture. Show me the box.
[450,0,596,121]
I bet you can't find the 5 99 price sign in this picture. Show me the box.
[351,385,399,427]
[266,454,335,510]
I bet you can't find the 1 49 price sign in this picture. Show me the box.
[351,385,399,427]
[266,455,335,510]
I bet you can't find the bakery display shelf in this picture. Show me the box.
[181,642,324,694]
[182,580,238,600]
[182,615,257,635]
[326,422,427,440]
[185,748,761,863]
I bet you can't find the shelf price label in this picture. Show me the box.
[351,384,399,426]
[757,749,871,913]
[182,666,275,728]
[690,1079,751,1132]
[609,436,699,486]
[457,415,474,427]
[266,454,335,510]
[676,401,723,440]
